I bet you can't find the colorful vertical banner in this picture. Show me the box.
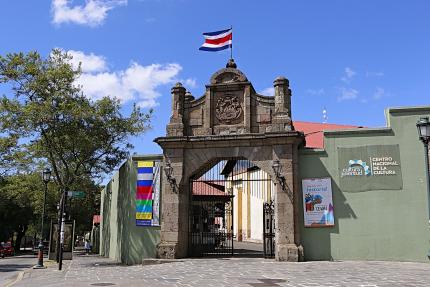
[302,177,335,227]
[136,161,161,226]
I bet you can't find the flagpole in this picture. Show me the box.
[230,25,233,60]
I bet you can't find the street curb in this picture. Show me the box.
[3,270,25,287]
[2,260,64,287]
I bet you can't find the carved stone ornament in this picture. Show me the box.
[217,72,241,84]
[210,68,247,84]
[215,95,243,124]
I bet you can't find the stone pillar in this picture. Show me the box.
[203,87,213,134]
[273,144,299,261]
[166,83,186,136]
[157,150,188,259]
[272,77,292,132]
[243,85,252,133]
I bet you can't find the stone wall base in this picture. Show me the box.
[157,242,180,259]
[276,243,300,262]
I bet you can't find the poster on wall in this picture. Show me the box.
[302,177,335,227]
[338,144,402,192]
[135,161,161,226]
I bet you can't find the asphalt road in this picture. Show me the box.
[0,254,36,287]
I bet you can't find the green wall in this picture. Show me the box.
[299,106,430,262]
[100,155,162,265]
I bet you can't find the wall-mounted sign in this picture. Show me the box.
[302,177,334,227]
[135,161,161,226]
[338,144,402,192]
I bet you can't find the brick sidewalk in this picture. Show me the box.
[12,254,430,287]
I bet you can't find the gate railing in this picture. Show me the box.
[263,200,275,258]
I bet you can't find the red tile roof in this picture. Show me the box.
[192,180,226,196]
[294,121,360,148]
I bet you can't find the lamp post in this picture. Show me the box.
[34,168,51,269]
[416,117,430,260]
[416,117,430,221]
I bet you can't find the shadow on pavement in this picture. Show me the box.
[0,263,33,272]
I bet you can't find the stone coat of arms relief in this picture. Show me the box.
[215,95,243,124]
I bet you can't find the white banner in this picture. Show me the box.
[302,177,334,227]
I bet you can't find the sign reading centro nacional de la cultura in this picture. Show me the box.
[338,144,403,192]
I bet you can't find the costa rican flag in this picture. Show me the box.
[199,28,232,52]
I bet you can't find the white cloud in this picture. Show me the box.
[183,78,197,89]
[306,88,325,96]
[69,50,183,108]
[366,71,384,77]
[372,87,392,100]
[259,87,274,96]
[67,50,107,73]
[337,87,359,101]
[51,0,127,27]
[341,67,356,83]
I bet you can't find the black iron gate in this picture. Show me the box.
[189,159,273,257]
[189,187,234,256]
[263,200,275,258]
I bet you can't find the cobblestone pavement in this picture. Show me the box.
[12,254,430,287]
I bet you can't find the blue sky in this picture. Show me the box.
[1,0,429,155]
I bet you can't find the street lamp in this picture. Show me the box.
[164,160,177,193]
[416,117,430,260]
[271,160,286,191]
[34,168,51,269]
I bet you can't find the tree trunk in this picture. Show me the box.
[14,224,28,253]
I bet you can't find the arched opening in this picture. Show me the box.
[189,158,276,258]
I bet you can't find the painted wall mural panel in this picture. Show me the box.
[136,161,161,226]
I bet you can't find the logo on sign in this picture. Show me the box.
[341,157,399,178]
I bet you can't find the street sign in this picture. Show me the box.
[67,191,85,198]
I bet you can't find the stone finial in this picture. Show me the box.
[272,76,292,131]
[273,76,289,87]
[167,82,186,136]
[226,58,237,69]
[172,82,185,92]
[185,91,194,102]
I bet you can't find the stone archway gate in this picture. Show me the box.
[155,59,305,261]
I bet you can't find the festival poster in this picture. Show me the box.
[302,177,335,227]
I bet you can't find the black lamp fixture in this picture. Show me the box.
[164,160,177,193]
[417,117,430,145]
[42,168,51,184]
[416,117,430,260]
[272,159,286,191]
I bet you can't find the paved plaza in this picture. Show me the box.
[7,254,430,287]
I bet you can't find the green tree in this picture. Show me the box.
[0,49,151,247]
[0,49,150,192]
[0,173,48,248]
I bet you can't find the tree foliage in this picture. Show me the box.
[0,49,151,190]
[0,49,152,246]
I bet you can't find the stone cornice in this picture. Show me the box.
[155,131,304,149]
[324,127,393,136]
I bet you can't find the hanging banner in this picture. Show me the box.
[136,160,161,226]
[302,177,335,227]
[338,144,402,192]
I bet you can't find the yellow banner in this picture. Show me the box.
[137,161,154,168]
[136,212,152,220]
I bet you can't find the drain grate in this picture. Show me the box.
[91,283,116,286]
[248,278,287,287]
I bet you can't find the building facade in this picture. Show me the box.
[100,61,430,264]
